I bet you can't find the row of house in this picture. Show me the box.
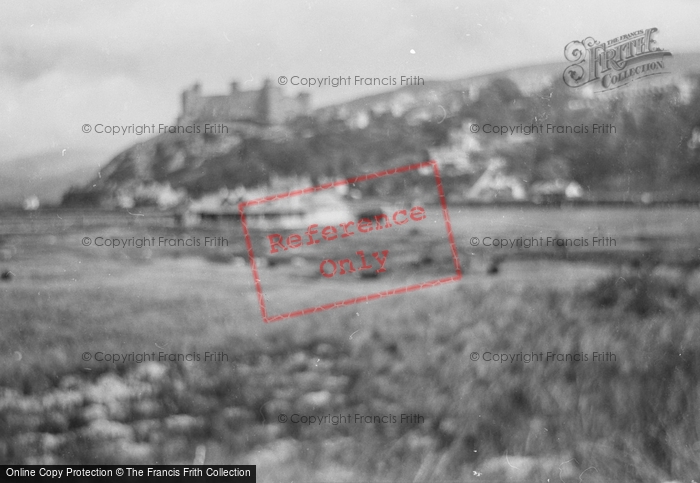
[175,169,583,228]
[429,121,583,203]
[176,176,356,228]
[445,157,583,203]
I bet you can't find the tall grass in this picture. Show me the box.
[1,234,699,481]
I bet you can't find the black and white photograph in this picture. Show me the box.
[2,1,700,481]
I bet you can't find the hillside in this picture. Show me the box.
[62,53,700,207]
[0,149,106,206]
[315,52,700,119]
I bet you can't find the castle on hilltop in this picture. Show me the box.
[178,79,310,126]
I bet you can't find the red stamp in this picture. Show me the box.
[239,160,461,323]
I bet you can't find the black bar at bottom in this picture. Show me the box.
[2,465,256,482]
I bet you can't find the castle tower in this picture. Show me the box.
[180,82,201,124]
[256,78,285,125]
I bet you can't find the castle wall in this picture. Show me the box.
[258,84,284,124]
[179,81,309,125]
[279,95,311,122]
[198,93,259,123]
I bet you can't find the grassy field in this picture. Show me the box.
[1,206,700,482]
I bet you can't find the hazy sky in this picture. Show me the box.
[2,0,699,163]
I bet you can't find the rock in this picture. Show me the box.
[132,362,168,383]
[252,423,284,442]
[40,433,67,452]
[687,269,700,296]
[13,432,42,449]
[262,398,293,421]
[285,351,310,372]
[6,413,42,432]
[315,343,336,357]
[299,390,332,409]
[0,388,23,411]
[41,412,70,433]
[42,390,84,412]
[321,437,356,462]
[324,375,349,392]
[97,441,154,464]
[12,396,43,414]
[164,414,205,433]
[294,371,323,391]
[82,419,134,441]
[82,404,109,422]
[25,455,59,465]
[133,399,161,419]
[220,407,255,426]
[187,394,218,414]
[85,374,137,420]
[133,419,162,441]
[243,439,298,467]
[86,374,133,404]
[59,375,83,391]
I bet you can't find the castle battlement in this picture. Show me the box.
[178,79,310,126]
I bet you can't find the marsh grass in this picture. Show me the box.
[1,208,700,481]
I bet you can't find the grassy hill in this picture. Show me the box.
[0,149,107,207]
[316,52,700,118]
[6,53,700,208]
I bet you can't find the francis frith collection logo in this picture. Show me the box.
[563,28,672,92]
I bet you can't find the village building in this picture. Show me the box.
[530,179,584,204]
[178,176,354,229]
[466,158,528,201]
[429,121,482,175]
